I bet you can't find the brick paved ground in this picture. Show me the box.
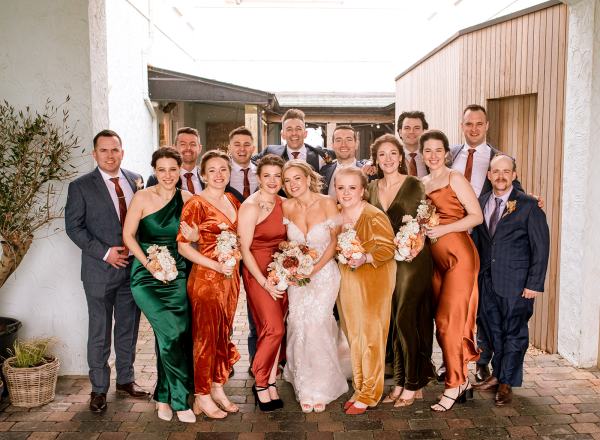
[2,289,600,439]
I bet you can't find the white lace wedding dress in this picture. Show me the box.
[283,218,349,405]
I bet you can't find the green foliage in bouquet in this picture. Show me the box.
[8,337,55,368]
[0,97,82,289]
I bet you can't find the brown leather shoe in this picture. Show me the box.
[475,364,491,382]
[89,392,107,412]
[471,375,499,391]
[495,384,512,406]
[116,382,151,398]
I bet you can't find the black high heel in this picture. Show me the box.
[252,385,278,412]
[268,382,284,409]
[431,379,471,412]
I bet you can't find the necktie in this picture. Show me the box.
[464,148,476,182]
[184,172,195,194]
[242,168,250,199]
[488,197,503,236]
[109,177,128,227]
[291,151,300,159]
[408,152,418,177]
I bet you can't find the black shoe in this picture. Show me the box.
[268,382,284,409]
[436,365,446,383]
[430,379,471,412]
[475,364,491,383]
[89,392,107,413]
[252,384,279,412]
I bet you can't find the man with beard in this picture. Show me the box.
[470,155,549,406]
[319,125,365,196]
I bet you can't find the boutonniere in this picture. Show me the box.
[323,151,333,164]
[503,200,517,217]
[134,178,144,191]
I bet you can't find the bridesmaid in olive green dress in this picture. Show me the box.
[367,134,435,407]
[123,147,196,423]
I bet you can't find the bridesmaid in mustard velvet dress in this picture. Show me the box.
[367,134,435,408]
[238,154,287,412]
[420,130,483,412]
[335,167,397,415]
[123,147,196,423]
[177,150,241,419]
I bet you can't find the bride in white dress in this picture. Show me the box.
[280,160,349,413]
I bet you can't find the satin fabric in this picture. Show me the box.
[338,204,397,406]
[130,190,192,410]
[177,193,241,395]
[427,183,480,388]
[241,197,288,387]
[368,177,436,391]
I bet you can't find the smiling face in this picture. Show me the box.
[335,172,364,210]
[488,155,517,194]
[201,157,231,190]
[332,128,357,161]
[399,117,425,151]
[283,166,309,198]
[93,135,124,175]
[154,157,180,190]
[461,109,489,147]
[422,139,447,171]
[258,164,282,195]
[375,142,403,176]
[176,133,201,168]
[228,134,254,167]
[281,118,307,150]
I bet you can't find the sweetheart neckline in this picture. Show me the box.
[284,218,332,241]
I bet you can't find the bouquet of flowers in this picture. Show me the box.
[213,222,242,278]
[336,224,366,271]
[267,241,319,291]
[146,245,178,283]
[394,200,440,262]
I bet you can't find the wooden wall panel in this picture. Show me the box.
[395,2,567,352]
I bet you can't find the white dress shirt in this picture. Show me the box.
[403,147,428,178]
[287,144,325,169]
[230,161,258,197]
[484,187,512,229]
[180,167,202,194]
[98,168,134,260]
[451,142,491,197]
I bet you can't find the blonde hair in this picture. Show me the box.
[282,159,323,195]
[334,166,369,200]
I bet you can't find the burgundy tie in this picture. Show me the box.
[408,153,418,177]
[109,177,128,253]
[184,172,195,194]
[242,168,250,199]
[464,148,476,182]
[291,151,300,159]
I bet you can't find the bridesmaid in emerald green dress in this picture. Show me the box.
[123,147,197,423]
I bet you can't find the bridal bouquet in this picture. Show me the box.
[416,199,440,238]
[267,241,319,290]
[394,200,439,261]
[146,245,178,283]
[336,224,366,271]
[213,222,242,278]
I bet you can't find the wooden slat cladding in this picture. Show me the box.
[395,3,567,353]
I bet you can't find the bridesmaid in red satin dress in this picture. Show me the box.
[238,154,287,412]
[420,130,484,412]
[177,150,241,419]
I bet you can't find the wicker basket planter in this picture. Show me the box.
[2,356,60,407]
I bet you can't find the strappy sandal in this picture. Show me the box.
[394,389,423,408]
[382,386,403,404]
[268,382,283,409]
[430,381,470,412]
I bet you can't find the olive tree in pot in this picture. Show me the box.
[0,97,81,398]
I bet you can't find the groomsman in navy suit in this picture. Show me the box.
[470,154,549,406]
[252,108,334,172]
[397,111,429,178]
[319,125,365,196]
[65,130,150,413]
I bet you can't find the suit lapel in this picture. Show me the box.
[496,188,519,229]
[282,146,290,161]
[479,192,492,239]
[121,169,138,193]
[306,145,320,171]
[92,168,121,225]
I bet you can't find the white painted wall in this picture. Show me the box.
[558,0,600,367]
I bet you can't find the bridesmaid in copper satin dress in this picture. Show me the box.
[420,130,484,412]
[238,154,287,411]
[177,150,241,419]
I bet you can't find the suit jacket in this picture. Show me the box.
[65,167,142,284]
[252,143,335,173]
[471,188,550,297]
[448,143,523,194]
[319,159,365,195]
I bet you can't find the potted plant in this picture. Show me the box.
[0,97,80,397]
[2,337,60,407]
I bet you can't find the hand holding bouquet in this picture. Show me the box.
[394,200,440,262]
[416,199,440,243]
[336,224,366,271]
[267,241,319,291]
[213,223,242,278]
[146,245,178,283]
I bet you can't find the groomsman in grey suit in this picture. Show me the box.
[65,130,150,413]
[397,111,429,178]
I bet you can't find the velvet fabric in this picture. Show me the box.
[177,193,241,395]
[338,203,397,406]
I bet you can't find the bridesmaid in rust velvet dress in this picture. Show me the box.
[419,130,483,412]
[177,150,241,419]
[238,154,288,412]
